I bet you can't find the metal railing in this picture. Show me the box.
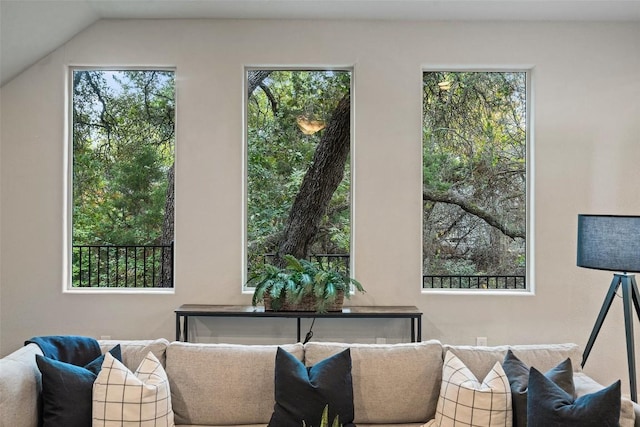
[259,253,350,274]
[72,243,173,288]
[307,254,350,273]
[423,275,526,290]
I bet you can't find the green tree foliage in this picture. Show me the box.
[247,70,351,270]
[423,72,527,286]
[72,70,175,287]
[73,70,174,245]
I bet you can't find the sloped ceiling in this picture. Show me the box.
[1,0,640,87]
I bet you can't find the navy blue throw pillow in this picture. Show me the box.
[36,344,122,427]
[268,347,356,427]
[502,350,575,427]
[527,366,620,427]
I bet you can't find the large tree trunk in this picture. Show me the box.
[161,163,175,287]
[275,94,351,265]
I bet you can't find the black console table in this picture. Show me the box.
[175,304,422,343]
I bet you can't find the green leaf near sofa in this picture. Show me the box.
[303,405,341,427]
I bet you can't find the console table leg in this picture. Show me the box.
[184,316,189,342]
[297,318,301,343]
[411,318,415,342]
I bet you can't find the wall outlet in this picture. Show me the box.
[100,335,111,340]
[476,336,488,346]
[375,337,386,344]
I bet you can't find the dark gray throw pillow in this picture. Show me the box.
[268,347,355,427]
[527,367,620,427]
[502,349,575,427]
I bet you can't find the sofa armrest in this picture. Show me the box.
[574,372,636,427]
[0,343,43,427]
[633,401,640,427]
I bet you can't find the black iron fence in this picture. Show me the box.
[305,254,350,273]
[72,243,173,288]
[259,253,351,274]
[423,275,526,290]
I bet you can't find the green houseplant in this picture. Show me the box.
[302,404,341,427]
[249,254,364,313]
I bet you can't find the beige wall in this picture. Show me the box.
[1,19,640,393]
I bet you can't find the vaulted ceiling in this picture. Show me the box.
[2,0,640,87]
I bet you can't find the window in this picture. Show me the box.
[245,69,352,288]
[69,69,175,289]
[422,71,529,291]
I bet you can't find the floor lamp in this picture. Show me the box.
[577,214,640,402]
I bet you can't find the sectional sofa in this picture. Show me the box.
[1,338,637,427]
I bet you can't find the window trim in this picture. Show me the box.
[64,65,177,294]
[420,66,535,296]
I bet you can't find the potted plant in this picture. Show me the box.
[249,254,364,313]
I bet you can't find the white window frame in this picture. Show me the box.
[242,65,356,294]
[64,66,177,294]
[420,66,534,296]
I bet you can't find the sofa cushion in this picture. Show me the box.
[527,367,620,427]
[502,349,575,427]
[93,352,175,426]
[269,347,355,427]
[99,338,169,371]
[304,340,443,424]
[0,343,43,427]
[166,342,304,425]
[444,343,582,381]
[425,351,512,427]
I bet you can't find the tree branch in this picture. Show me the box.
[423,187,525,240]
[326,202,349,218]
[248,231,284,254]
[82,71,113,138]
[258,82,278,115]
[247,70,272,96]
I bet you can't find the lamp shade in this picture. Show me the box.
[577,214,640,273]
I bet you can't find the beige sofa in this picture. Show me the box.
[1,338,637,427]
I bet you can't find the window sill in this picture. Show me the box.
[421,288,534,296]
[63,288,175,295]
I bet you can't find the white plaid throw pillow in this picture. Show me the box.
[423,351,512,427]
[93,351,175,426]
